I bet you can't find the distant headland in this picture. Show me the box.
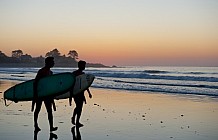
[0,49,114,68]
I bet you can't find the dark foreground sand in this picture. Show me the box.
[1,80,218,140]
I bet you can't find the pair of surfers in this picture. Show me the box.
[32,57,92,132]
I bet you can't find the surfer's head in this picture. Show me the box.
[45,57,54,68]
[78,60,86,70]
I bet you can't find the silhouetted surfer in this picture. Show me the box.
[70,60,92,127]
[32,57,58,132]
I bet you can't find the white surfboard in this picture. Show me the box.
[55,74,95,100]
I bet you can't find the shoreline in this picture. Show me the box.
[1,80,218,140]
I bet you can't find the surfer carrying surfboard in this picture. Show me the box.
[32,57,58,132]
[70,60,92,127]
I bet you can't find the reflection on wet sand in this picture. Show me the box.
[71,126,82,140]
[34,130,58,140]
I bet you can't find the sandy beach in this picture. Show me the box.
[1,80,218,140]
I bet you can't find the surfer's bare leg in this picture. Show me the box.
[72,107,76,125]
[72,97,84,126]
[45,99,58,131]
[76,113,84,127]
[34,100,42,131]
[75,102,84,127]
[72,105,83,126]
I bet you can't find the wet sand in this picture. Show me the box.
[1,80,218,140]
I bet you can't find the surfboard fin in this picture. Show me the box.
[4,99,7,106]
[4,99,13,107]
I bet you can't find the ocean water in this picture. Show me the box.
[0,66,218,97]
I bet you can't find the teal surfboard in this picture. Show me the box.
[4,72,75,102]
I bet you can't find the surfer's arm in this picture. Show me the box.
[33,80,38,98]
[87,88,92,98]
[69,98,72,106]
[69,95,73,106]
[52,99,56,111]
[32,72,40,112]
[31,80,38,112]
[69,89,74,106]
[33,71,41,100]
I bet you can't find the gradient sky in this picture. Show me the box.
[0,0,218,66]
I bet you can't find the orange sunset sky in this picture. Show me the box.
[0,0,218,66]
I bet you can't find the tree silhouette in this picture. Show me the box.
[12,49,23,58]
[68,50,78,60]
[45,48,61,58]
[0,49,107,67]
[0,51,7,58]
